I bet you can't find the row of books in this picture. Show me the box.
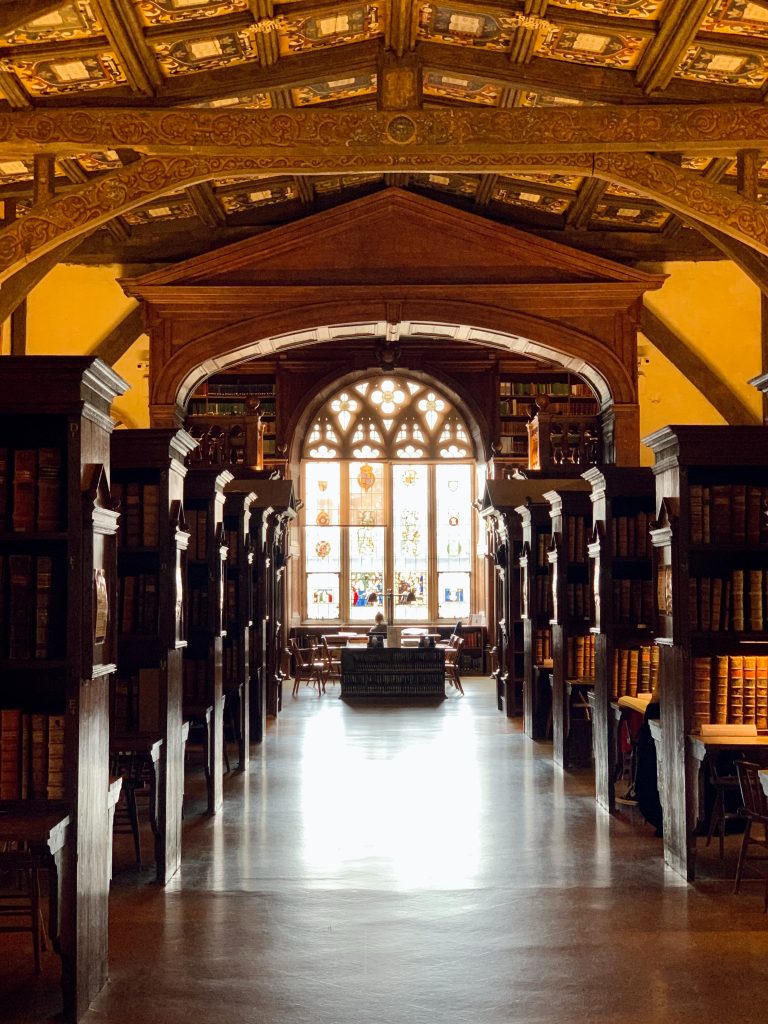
[0,446,63,533]
[533,576,554,618]
[112,481,160,548]
[609,513,653,559]
[183,657,209,704]
[185,509,210,561]
[195,381,275,397]
[225,527,242,565]
[1,553,60,660]
[566,633,595,681]
[225,578,239,623]
[565,515,589,564]
[500,381,594,398]
[535,533,551,567]
[500,421,528,437]
[188,585,211,630]
[565,582,591,619]
[223,634,243,688]
[688,569,768,632]
[534,627,552,664]
[692,655,768,732]
[610,578,655,627]
[188,400,250,417]
[111,669,162,735]
[497,435,527,456]
[689,483,768,545]
[0,708,65,800]
[119,573,159,635]
[610,644,659,700]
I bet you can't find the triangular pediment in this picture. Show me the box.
[122,189,665,294]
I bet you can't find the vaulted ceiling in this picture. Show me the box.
[2,0,768,275]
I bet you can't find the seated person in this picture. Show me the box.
[369,612,387,636]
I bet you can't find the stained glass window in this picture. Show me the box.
[302,375,476,623]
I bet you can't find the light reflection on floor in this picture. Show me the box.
[299,698,481,889]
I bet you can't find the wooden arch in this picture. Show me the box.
[122,189,665,464]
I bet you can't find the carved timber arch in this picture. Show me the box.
[6,116,768,282]
[121,189,664,465]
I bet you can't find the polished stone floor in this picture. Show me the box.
[4,678,768,1023]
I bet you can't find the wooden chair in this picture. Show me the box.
[0,845,48,974]
[445,637,465,695]
[288,638,325,697]
[705,754,744,859]
[321,635,343,688]
[734,760,768,910]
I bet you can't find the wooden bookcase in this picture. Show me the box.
[493,371,599,478]
[644,425,768,880]
[583,466,656,812]
[517,498,556,740]
[544,483,593,769]
[227,479,297,737]
[0,356,126,1020]
[480,479,561,717]
[183,467,233,815]
[222,488,257,770]
[111,428,196,885]
[186,372,279,472]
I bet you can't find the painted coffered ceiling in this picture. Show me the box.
[2,0,768,265]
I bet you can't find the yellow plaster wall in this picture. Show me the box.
[15,257,766,450]
[638,260,762,463]
[23,263,150,427]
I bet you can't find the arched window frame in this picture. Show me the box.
[300,376,477,624]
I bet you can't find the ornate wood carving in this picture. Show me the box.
[4,105,768,158]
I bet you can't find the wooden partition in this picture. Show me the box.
[111,428,196,882]
[0,358,127,1019]
[183,467,233,815]
[544,484,592,769]
[644,425,768,880]
[222,488,257,770]
[583,466,656,812]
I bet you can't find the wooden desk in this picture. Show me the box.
[688,733,768,835]
[340,647,445,701]
[0,802,70,953]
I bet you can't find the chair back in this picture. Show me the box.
[736,760,768,820]
[290,637,310,669]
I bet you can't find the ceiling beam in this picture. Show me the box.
[187,182,227,228]
[635,0,712,95]
[91,304,145,367]
[4,103,768,159]
[387,1,417,57]
[566,178,607,231]
[639,304,760,425]
[90,0,161,97]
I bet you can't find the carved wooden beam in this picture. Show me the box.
[737,149,760,202]
[92,304,145,367]
[3,104,768,159]
[90,0,160,97]
[3,146,768,282]
[0,237,83,323]
[566,178,607,231]
[0,69,32,109]
[639,305,760,426]
[187,182,227,228]
[635,0,711,95]
[594,152,768,257]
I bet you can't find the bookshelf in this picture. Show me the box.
[544,483,593,769]
[494,372,600,477]
[183,466,233,815]
[186,373,277,472]
[0,356,127,1020]
[583,466,656,812]
[517,497,556,740]
[222,488,257,770]
[111,428,196,885]
[480,479,561,717]
[228,479,297,737]
[644,425,768,880]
